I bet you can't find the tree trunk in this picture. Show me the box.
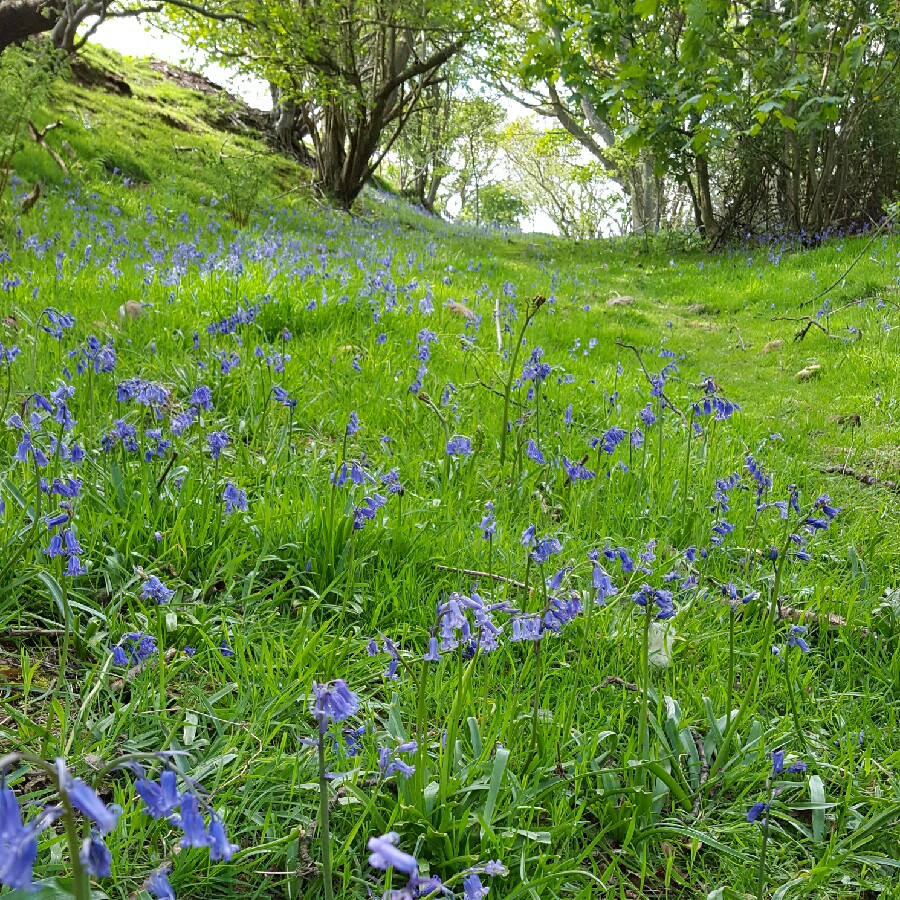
[0,0,62,52]
[694,153,717,237]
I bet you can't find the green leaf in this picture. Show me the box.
[633,0,658,17]
[482,747,509,827]
[36,570,70,629]
[4,877,108,899]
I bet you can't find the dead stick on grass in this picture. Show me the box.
[434,564,529,591]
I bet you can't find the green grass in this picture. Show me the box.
[2,47,900,900]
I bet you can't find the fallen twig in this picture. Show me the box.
[4,628,66,638]
[593,675,639,692]
[434,564,529,591]
[27,121,68,174]
[821,463,900,494]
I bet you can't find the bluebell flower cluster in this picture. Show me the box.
[111,631,158,666]
[117,378,170,418]
[223,482,248,513]
[367,832,506,900]
[135,767,238,863]
[446,435,473,457]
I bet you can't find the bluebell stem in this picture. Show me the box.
[311,680,360,900]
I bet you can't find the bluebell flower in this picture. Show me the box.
[380,469,403,495]
[510,615,543,642]
[219,639,234,657]
[564,404,573,426]
[41,309,75,340]
[424,635,440,662]
[206,430,229,460]
[136,770,181,820]
[342,724,366,757]
[190,385,213,411]
[546,567,568,591]
[43,477,82,499]
[745,454,772,506]
[272,386,297,410]
[222,482,248,514]
[804,516,829,531]
[171,407,198,436]
[312,679,360,725]
[463,873,490,899]
[178,793,211,849]
[521,524,536,548]
[746,801,769,823]
[45,527,86,577]
[117,378,170,417]
[790,533,812,562]
[0,341,20,365]
[0,785,41,890]
[591,559,617,605]
[207,815,239,861]
[60,765,121,835]
[349,462,373,486]
[446,435,473,456]
[144,429,171,463]
[44,510,70,531]
[145,866,176,899]
[522,347,551,383]
[814,494,840,520]
[111,632,157,666]
[530,536,562,564]
[562,456,596,480]
[80,834,112,877]
[616,547,635,572]
[711,521,735,546]
[771,748,785,775]
[693,395,740,421]
[367,832,419,876]
[353,493,388,530]
[142,575,174,605]
[632,585,675,619]
[13,431,48,467]
[599,426,627,454]
[835,730,864,748]
[543,594,582,633]
[346,411,360,436]
[480,502,496,540]
[103,419,139,453]
[787,625,810,652]
[378,747,416,780]
[524,439,546,464]
[639,403,657,427]
[214,350,240,374]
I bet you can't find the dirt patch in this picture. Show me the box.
[70,57,132,96]
[148,60,269,136]
[159,112,191,133]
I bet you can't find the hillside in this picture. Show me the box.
[2,44,900,900]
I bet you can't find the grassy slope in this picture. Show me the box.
[2,45,900,900]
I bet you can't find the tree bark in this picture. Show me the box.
[694,152,717,237]
[0,0,63,52]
